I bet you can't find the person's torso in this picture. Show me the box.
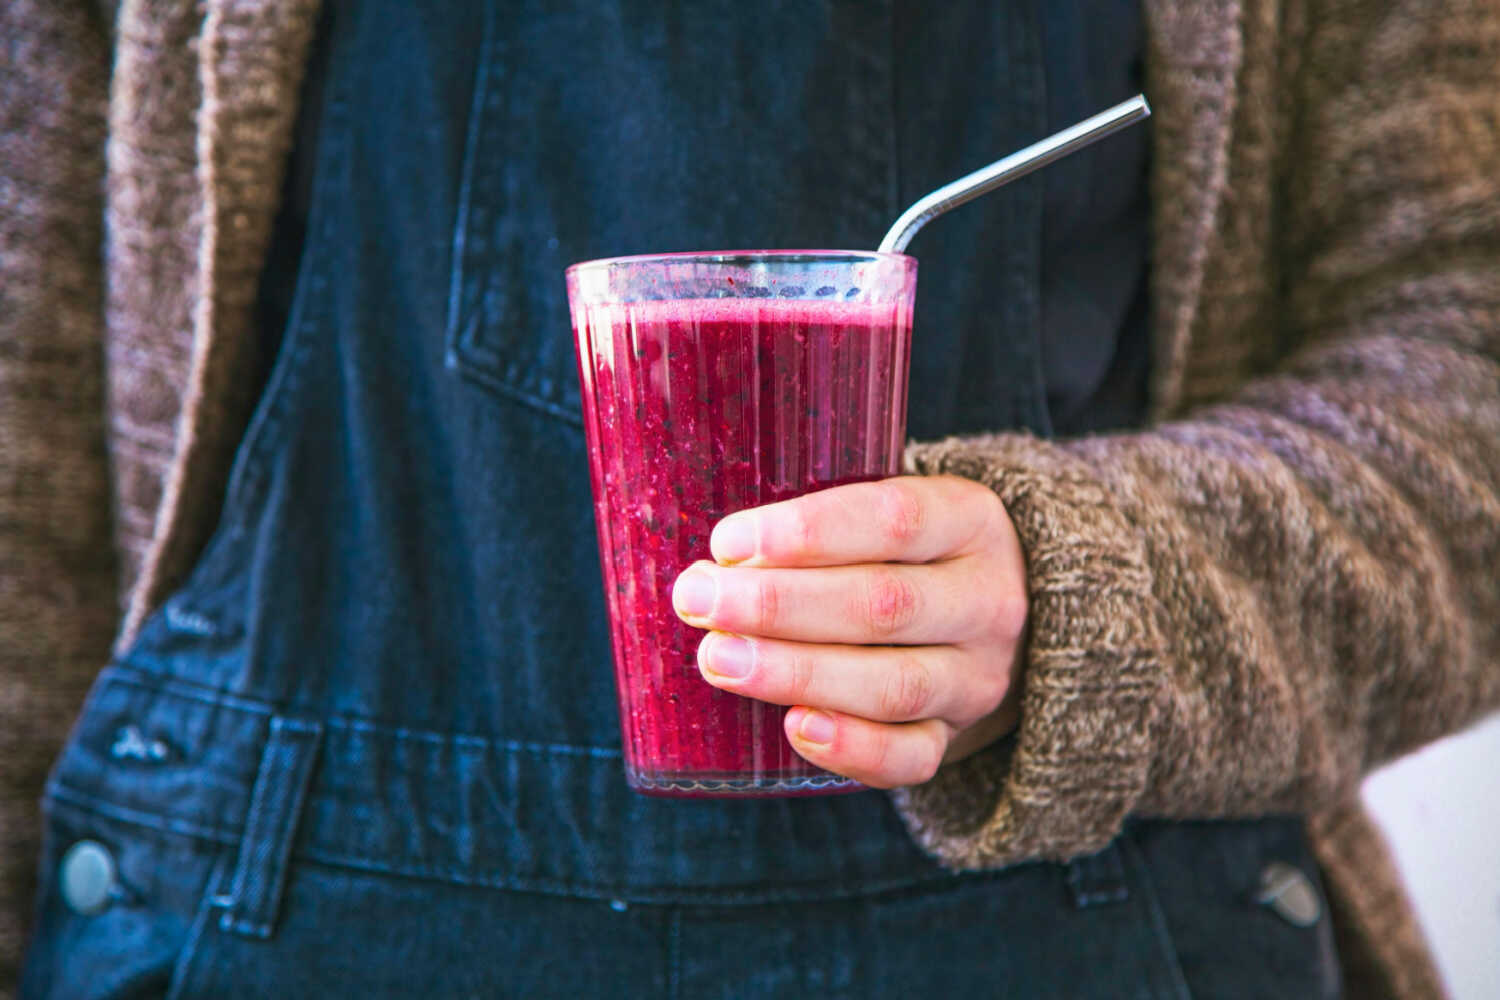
[116,0,1152,897]
[23,3,1340,996]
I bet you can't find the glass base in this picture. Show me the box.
[627,768,863,798]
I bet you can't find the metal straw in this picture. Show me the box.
[877,94,1152,254]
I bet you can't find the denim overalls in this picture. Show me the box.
[24,2,1341,996]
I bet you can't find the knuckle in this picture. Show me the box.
[878,656,936,720]
[875,481,925,548]
[991,590,1029,644]
[909,733,944,785]
[970,478,1007,530]
[752,574,781,632]
[859,724,943,790]
[863,568,918,637]
[971,667,1012,722]
[861,727,899,788]
[943,657,1009,729]
[782,646,816,703]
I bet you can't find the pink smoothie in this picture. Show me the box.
[573,296,911,795]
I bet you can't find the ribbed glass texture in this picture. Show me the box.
[567,252,916,796]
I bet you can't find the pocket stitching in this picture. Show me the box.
[443,0,582,426]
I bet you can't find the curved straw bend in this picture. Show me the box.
[878,95,1151,254]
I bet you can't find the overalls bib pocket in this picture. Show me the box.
[443,0,901,428]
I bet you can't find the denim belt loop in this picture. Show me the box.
[215,716,324,938]
[1065,840,1131,909]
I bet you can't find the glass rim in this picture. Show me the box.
[566,249,914,276]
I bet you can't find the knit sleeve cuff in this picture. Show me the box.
[888,433,1170,868]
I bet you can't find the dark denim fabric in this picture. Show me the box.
[27,754,1336,998]
[25,2,1338,997]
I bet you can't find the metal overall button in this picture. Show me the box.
[59,840,117,916]
[1255,861,1322,928]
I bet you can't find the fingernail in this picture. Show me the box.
[703,634,754,680]
[797,710,836,746]
[672,567,717,619]
[711,515,756,564]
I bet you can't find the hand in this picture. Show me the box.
[670,475,1028,789]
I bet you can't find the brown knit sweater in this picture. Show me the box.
[0,0,117,987]
[3,0,1498,997]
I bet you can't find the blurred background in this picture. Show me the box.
[1365,713,1500,999]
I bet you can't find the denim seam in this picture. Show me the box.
[103,666,623,757]
[442,0,494,359]
[448,353,588,426]
[667,907,682,1000]
[219,89,346,527]
[165,852,235,1000]
[160,104,343,618]
[441,0,583,427]
[332,715,622,758]
[35,792,979,907]
[104,666,275,716]
[81,670,998,905]
[42,775,974,908]
[45,784,240,847]
[1118,831,1195,1000]
[288,845,989,907]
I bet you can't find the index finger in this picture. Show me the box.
[709,475,1001,568]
